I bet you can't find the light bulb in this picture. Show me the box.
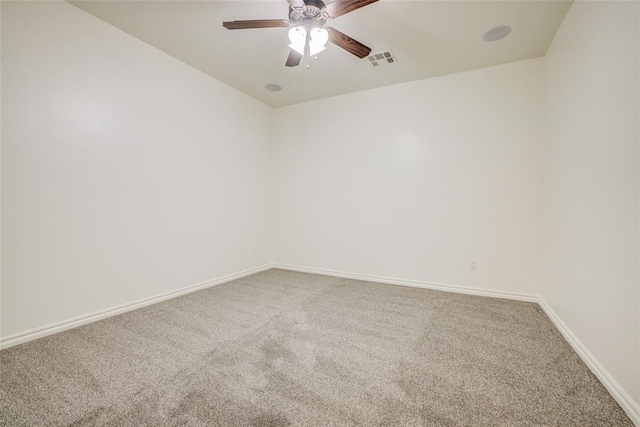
[288,26,307,55]
[309,27,329,56]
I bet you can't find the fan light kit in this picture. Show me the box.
[288,26,329,57]
[223,0,378,68]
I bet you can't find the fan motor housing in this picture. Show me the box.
[289,0,327,26]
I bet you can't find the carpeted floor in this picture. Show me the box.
[0,269,632,426]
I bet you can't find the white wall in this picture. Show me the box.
[273,59,544,296]
[1,1,273,339]
[542,0,640,413]
[2,1,638,420]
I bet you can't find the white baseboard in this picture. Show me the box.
[538,298,640,426]
[0,263,272,350]
[272,263,539,302]
[274,263,639,425]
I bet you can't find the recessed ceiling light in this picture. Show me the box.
[264,84,282,92]
[483,25,512,42]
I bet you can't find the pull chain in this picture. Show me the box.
[306,30,310,69]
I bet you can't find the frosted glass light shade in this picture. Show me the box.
[288,26,307,55]
[309,27,329,56]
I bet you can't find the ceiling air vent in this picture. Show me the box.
[368,50,396,67]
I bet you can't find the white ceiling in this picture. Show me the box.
[69,1,572,108]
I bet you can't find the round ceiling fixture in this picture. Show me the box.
[264,84,282,92]
[483,25,512,42]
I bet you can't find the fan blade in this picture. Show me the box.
[323,0,378,19]
[285,50,302,67]
[287,0,305,6]
[326,27,371,58]
[222,20,289,30]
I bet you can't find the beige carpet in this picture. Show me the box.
[0,269,632,426]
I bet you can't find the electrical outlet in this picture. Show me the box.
[469,260,477,270]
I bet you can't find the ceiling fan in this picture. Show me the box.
[222,0,378,68]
